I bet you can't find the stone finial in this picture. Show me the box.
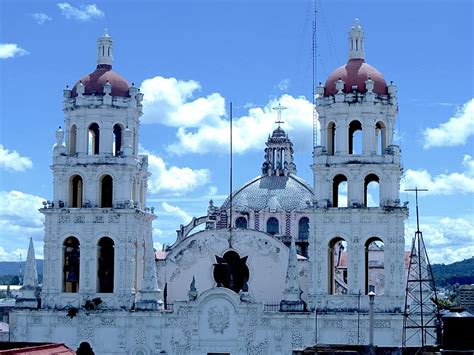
[315,83,325,97]
[335,78,345,94]
[365,78,374,93]
[280,236,305,311]
[188,276,198,301]
[54,127,66,156]
[22,238,38,289]
[63,86,71,99]
[55,126,64,146]
[76,81,85,96]
[135,238,163,310]
[348,18,365,60]
[103,80,112,95]
[17,238,39,308]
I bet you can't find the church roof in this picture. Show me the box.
[222,174,314,211]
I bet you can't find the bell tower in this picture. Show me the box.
[40,32,161,310]
[309,20,407,315]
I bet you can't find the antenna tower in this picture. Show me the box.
[312,0,318,148]
[402,188,440,348]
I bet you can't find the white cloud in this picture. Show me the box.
[423,98,474,149]
[402,155,474,195]
[0,191,45,227]
[0,145,33,172]
[0,191,45,261]
[277,78,290,91]
[153,242,163,252]
[161,202,191,224]
[0,247,28,262]
[141,147,210,195]
[0,44,29,59]
[57,2,104,21]
[32,13,52,24]
[405,217,474,264]
[140,76,315,156]
[141,76,225,128]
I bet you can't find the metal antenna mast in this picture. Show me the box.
[229,102,233,237]
[402,187,440,348]
[312,0,318,148]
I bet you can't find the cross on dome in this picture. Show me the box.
[272,102,287,128]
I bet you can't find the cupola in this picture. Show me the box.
[324,19,388,97]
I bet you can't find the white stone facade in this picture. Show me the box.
[10,22,416,353]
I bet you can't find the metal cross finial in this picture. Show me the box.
[272,102,288,128]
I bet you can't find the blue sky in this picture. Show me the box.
[0,0,473,264]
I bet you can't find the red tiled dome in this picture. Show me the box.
[72,64,130,97]
[324,59,387,97]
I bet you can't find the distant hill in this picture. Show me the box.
[0,260,43,277]
[431,257,474,288]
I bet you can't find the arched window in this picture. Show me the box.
[298,217,309,240]
[328,237,348,295]
[88,123,100,155]
[349,120,362,155]
[113,124,122,156]
[70,175,83,208]
[332,174,348,207]
[69,124,77,156]
[365,237,384,295]
[327,122,336,155]
[63,237,80,293]
[376,121,387,155]
[100,175,113,208]
[364,174,380,207]
[97,237,114,293]
[266,217,279,236]
[235,216,248,229]
[213,250,249,293]
[76,342,94,355]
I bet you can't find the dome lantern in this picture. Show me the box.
[348,18,365,60]
[97,29,113,67]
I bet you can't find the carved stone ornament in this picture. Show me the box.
[208,305,229,334]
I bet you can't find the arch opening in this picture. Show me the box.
[266,217,279,236]
[349,120,362,155]
[76,342,94,355]
[100,175,113,208]
[113,124,122,156]
[213,250,249,294]
[332,174,348,207]
[63,237,80,293]
[235,216,248,229]
[328,237,348,295]
[298,217,309,240]
[327,122,336,155]
[88,123,100,155]
[97,237,114,293]
[70,175,83,208]
[365,237,385,295]
[364,174,380,207]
